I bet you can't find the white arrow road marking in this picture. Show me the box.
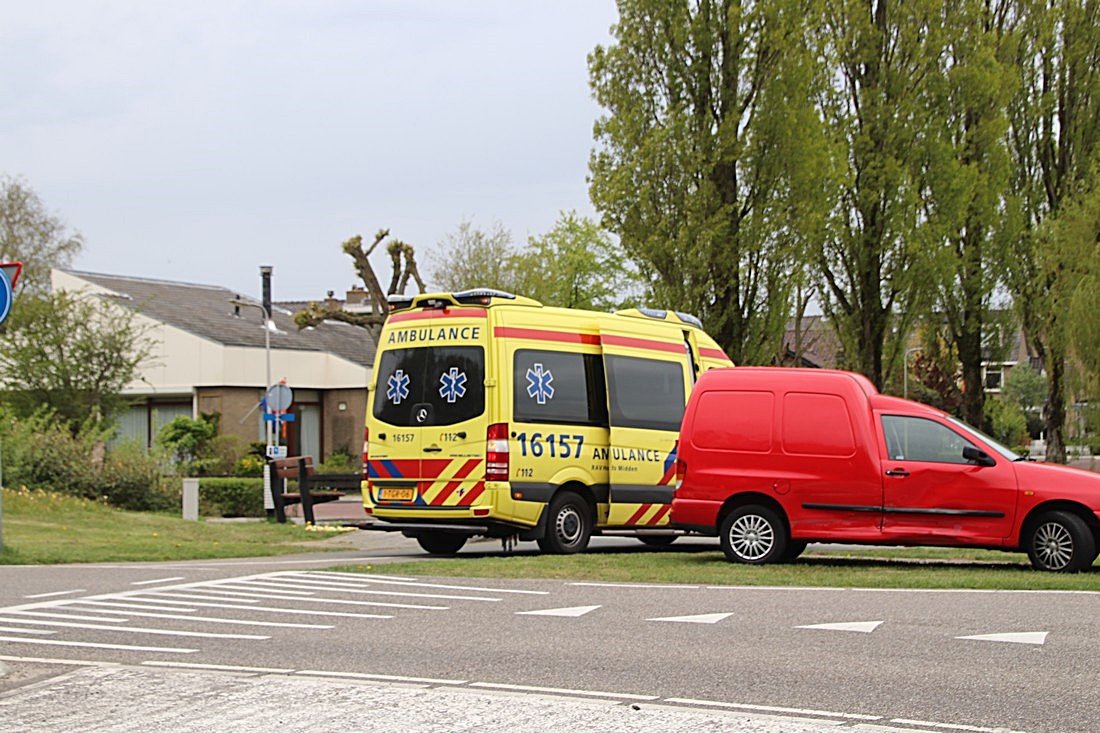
[516,605,601,618]
[956,631,1048,645]
[648,612,734,624]
[796,621,884,633]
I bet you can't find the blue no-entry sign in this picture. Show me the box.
[0,262,22,326]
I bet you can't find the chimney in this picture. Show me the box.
[346,285,367,305]
[260,265,273,319]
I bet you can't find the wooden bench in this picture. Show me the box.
[270,456,351,524]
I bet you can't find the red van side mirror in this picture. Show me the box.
[962,446,996,467]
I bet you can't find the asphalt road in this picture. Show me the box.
[1,532,1097,733]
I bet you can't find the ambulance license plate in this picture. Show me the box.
[379,488,415,502]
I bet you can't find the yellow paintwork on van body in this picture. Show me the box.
[362,292,731,542]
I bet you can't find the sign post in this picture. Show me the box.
[0,262,24,553]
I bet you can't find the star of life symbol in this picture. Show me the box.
[439,367,467,403]
[526,363,555,405]
[386,369,410,404]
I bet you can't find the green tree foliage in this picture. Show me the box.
[156,414,219,473]
[918,0,1019,427]
[589,0,829,364]
[815,0,944,389]
[1002,362,1047,415]
[0,175,83,292]
[512,211,641,311]
[984,395,1029,449]
[429,220,521,293]
[1005,0,1100,462]
[0,291,156,431]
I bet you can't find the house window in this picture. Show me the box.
[984,365,1004,392]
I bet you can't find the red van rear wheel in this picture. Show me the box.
[719,505,788,564]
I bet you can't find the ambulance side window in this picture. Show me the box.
[605,355,685,432]
[513,350,608,427]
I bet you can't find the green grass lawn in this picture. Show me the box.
[341,542,1100,591]
[0,486,341,564]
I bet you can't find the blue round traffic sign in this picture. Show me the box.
[0,268,13,325]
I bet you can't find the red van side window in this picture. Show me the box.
[691,390,773,453]
[782,392,856,457]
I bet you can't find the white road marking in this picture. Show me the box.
[469,682,658,701]
[149,589,447,610]
[666,697,880,721]
[10,610,130,623]
[142,661,295,674]
[0,637,197,653]
[516,605,602,618]
[204,582,317,596]
[231,578,502,602]
[140,592,261,604]
[74,600,199,612]
[955,631,1048,645]
[570,582,700,589]
[22,589,86,599]
[648,612,735,624]
[106,596,393,619]
[890,717,1030,732]
[796,621,884,633]
[0,626,56,635]
[57,607,339,629]
[299,669,467,686]
[310,571,417,582]
[300,572,550,595]
[130,576,186,586]
[0,616,270,640]
[0,655,120,667]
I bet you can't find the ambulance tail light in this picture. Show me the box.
[486,423,509,481]
[361,427,370,480]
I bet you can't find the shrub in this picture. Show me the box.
[985,397,1028,449]
[316,449,357,474]
[100,442,176,511]
[199,477,265,517]
[233,453,265,477]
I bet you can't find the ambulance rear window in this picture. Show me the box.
[372,346,485,426]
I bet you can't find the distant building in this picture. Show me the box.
[51,269,375,464]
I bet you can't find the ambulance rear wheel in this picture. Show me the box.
[416,533,467,555]
[719,505,787,564]
[538,492,592,554]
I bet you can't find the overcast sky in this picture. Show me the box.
[2,1,618,301]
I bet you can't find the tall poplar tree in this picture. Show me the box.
[815,0,942,389]
[589,0,829,364]
[1006,0,1100,462]
[918,0,1019,427]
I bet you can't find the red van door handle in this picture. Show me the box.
[885,468,910,477]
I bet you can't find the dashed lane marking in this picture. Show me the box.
[0,637,197,654]
[130,577,186,586]
[796,621,884,633]
[0,616,270,640]
[22,589,86,599]
[515,605,601,617]
[648,612,735,624]
[955,631,1047,645]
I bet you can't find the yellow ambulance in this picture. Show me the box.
[361,289,732,554]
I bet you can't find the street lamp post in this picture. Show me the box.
[229,293,275,516]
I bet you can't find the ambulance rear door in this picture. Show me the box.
[369,307,489,509]
[599,326,693,527]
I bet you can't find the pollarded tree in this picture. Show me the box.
[0,176,83,293]
[589,0,831,364]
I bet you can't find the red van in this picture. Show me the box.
[672,368,1100,572]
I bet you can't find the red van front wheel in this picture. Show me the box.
[720,505,788,564]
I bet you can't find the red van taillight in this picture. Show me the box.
[486,423,509,481]
[675,457,686,489]
[361,427,370,480]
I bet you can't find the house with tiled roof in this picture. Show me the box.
[51,269,374,463]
